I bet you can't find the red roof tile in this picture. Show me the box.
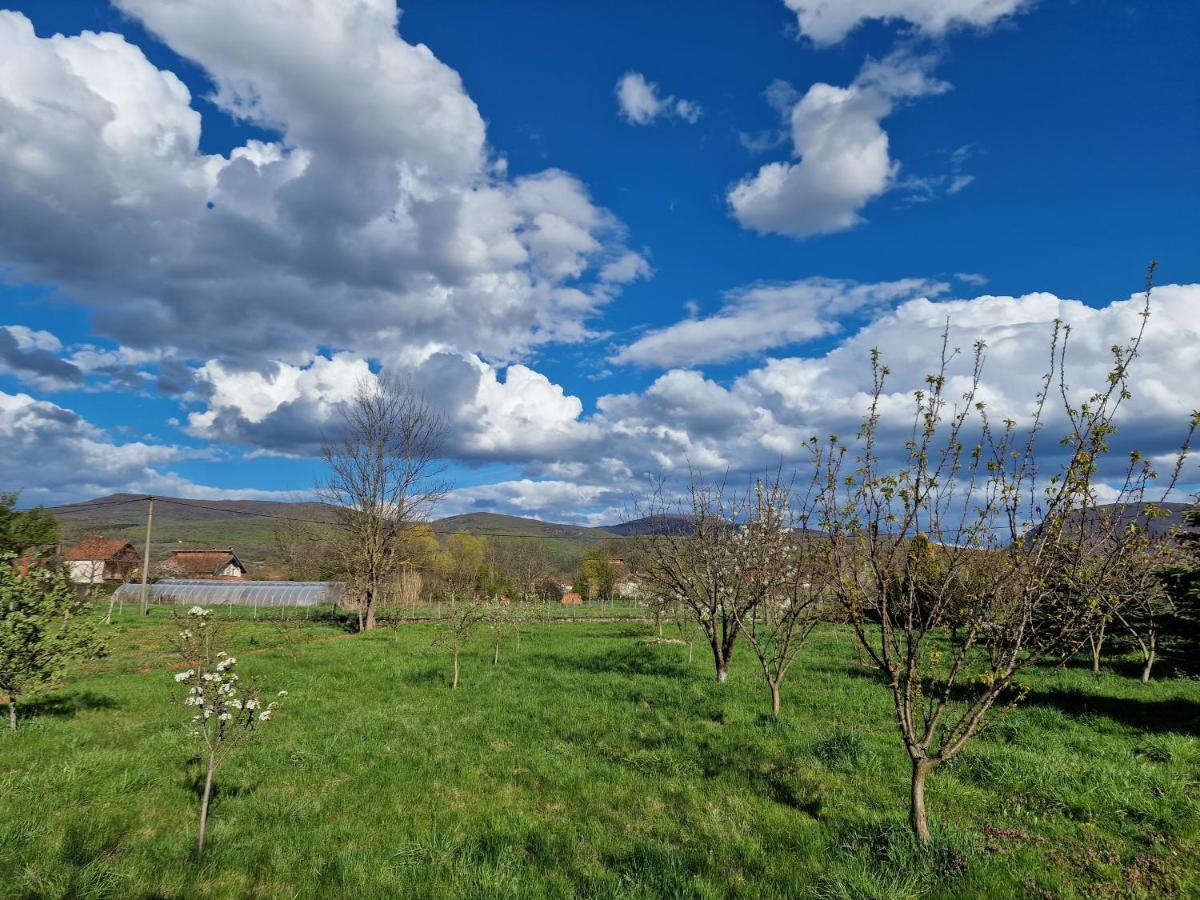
[65,537,138,562]
[166,550,246,577]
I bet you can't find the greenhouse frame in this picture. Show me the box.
[113,579,346,609]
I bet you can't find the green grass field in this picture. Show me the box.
[1,609,1198,898]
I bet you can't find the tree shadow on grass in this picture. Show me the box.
[1021,687,1200,736]
[20,690,118,722]
[541,643,689,678]
[1058,654,1196,681]
[611,623,656,639]
[759,770,824,817]
[807,662,881,682]
[406,665,448,686]
[181,760,259,804]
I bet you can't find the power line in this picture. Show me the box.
[44,496,151,514]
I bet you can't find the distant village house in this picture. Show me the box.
[65,538,142,584]
[164,548,248,579]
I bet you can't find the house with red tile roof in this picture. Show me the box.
[64,537,142,584]
[163,548,248,579]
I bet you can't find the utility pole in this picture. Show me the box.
[139,496,154,616]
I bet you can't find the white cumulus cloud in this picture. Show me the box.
[611,277,948,367]
[783,0,1033,45]
[0,390,292,505]
[0,5,646,370]
[728,52,949,238]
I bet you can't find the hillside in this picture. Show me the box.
[1022,501,1199,547]
[1078,501,1198,537]
[51,495,629,575]
[51,494,338,573]
[604,514,697,536]
[52,493,338,524]
[434,512,616,541]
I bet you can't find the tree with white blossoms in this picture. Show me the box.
[638,472,803,684]
[172,607,286,857]
[731,478,833,719]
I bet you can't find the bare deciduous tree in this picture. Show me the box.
[434,600,487,689]
[1108,528,1182,682]
[505,541,549,603]
[271,514,338,583]
[432,530,488,688]
[809,274,1197,842]
[669,597,703,665]
[318,377,447,631]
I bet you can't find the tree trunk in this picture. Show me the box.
[1089,623,1106,676]
[493,638,500,666]
[452,649,460,689]
[197,753,216,858]
[687,642,694,665]
[709,637,728,683]
[910,758,934,843]
[364,592,377,631]
[769,680,781,718]
[7,698,16,731]
[1141,636,1156,683]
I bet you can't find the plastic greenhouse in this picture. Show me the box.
[113,580,346,610]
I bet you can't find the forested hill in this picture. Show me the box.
[52,493,338,525]
[48,495,641,575]
[432,512,616,541]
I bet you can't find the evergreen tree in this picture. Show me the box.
[0,492,59,557]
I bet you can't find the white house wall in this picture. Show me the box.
[68,560,105,584]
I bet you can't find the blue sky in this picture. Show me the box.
[0,0,1197,522]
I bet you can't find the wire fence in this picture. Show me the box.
[107,579,651,623]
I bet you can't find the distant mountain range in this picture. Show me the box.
[433,512,617,541]
[52,494,693,538]
[55,493,1186,574]
[604,514,698,536]
[1057,501,1198,538]
[52,493,339,524]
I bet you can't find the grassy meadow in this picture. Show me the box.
[1,608,1198,898]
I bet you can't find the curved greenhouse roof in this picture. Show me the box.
[113,580,346,608]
